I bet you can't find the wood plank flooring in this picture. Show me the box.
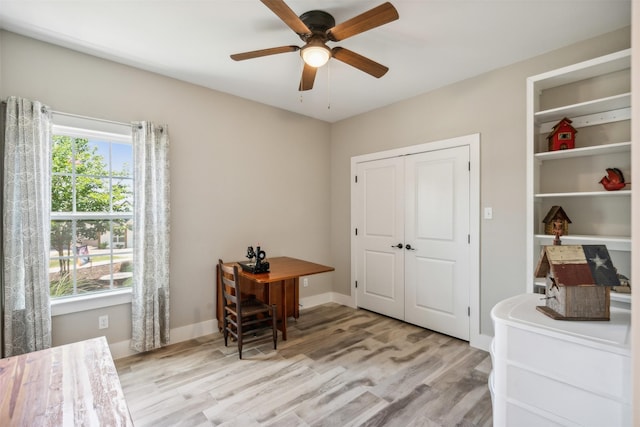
[115,303,493,426]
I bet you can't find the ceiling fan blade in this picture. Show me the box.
[328,2,399,42]
[261,0,311,35]
[331,47,389,78]
[299,63,317,91]
[230,45,299,61]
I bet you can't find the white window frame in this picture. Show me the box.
[50,113,134,316]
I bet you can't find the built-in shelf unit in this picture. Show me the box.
[526,49,632,305]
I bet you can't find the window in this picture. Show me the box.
[50,117,133,299]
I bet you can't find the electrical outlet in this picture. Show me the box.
[98,315,109,329]
[303,278,309,287]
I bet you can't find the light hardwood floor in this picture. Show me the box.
[115,303,493,426]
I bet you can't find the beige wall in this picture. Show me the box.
[0,26,632,347]
[0,30,332,347]
[330,27,631,336]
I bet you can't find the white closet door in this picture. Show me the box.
[355,157,405,320]
[404,146,470,340]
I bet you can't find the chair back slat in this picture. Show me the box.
[219,260,240,305]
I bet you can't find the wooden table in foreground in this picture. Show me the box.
[0,336,133,426]
[217,256,334,340]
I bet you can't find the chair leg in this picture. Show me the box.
[237,321,243,359]
[271,305,277,350]
[223,313,229,347]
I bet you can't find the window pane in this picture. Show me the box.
[113,178,133,212]
[113,254,134,289]
[52,136,74,174]
[51,220,73,258]
[76,139,109,177]
[49,219,75,297]
[75,255,105,293]
[50,220,134,295]
[76,177,110,212]
[112,142,133,178]
[76,220,133,291]
[51,175,73,212]
[113,219,133,249]
[76,254,133,292]
[49,263,75,297]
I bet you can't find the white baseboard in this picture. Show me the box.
[300,291,356,310]
[110,318,217,359]
[110,294,492,358]
[471,333,493,353]
[111,293,344,359]
[330,292,356,308]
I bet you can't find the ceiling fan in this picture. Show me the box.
[230,0,399,91]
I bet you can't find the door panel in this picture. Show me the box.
[364,167,396,236]
[415,257,454,314]
[355,158,404,319]
[405,147,470,340]
[416,160,455,240]
[363,251,399,298]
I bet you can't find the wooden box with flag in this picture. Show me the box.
[534,245,620,320]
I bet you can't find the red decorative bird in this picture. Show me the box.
[599,167,627,191]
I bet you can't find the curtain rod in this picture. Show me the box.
[52,110,161,131]
[51,109,131,128]
[2,100,129,127]
[3,100,159,131]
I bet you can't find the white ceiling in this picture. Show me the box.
[0,0,631,123]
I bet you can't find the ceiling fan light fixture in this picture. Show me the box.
[301,42,331,68]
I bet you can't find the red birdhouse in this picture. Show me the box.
[547,117,577,151]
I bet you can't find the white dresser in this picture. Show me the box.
[490,294,631,426]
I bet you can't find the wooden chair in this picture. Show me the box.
[218,259,277,359]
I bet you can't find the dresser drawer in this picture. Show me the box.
[506,364,629,427]
[505,400,574,427]
[505,325,630,400]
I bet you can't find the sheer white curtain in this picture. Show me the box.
[2,96,52,357]
[130,122,170,353]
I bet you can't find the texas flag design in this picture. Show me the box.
[540,244,620,287]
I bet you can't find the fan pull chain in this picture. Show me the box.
[327,62,331,110]
[299,60,305,103]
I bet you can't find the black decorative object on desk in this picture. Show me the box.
[238,245,270,273]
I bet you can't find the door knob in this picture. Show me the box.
[405,244,416,251]
[391,243,403,249]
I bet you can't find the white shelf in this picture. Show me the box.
[533,49,631,90]
[535,93,631,125]
[534,234,631,251]
[535,190,631,198]
[535,141,631,160]
[610,292,632,304]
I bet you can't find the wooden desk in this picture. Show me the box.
[0,336,133,426]
[217,256,334,340]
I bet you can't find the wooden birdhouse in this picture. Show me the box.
[547,117,577,151]
[542,205,571,236]
[534,245,620,320]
